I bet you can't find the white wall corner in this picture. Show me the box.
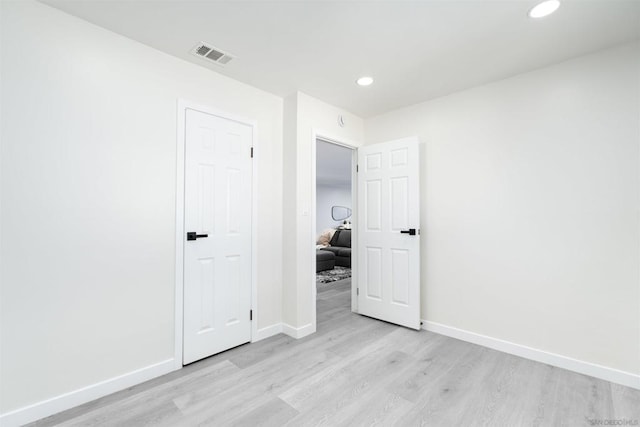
[422,320,640,390]
[0,359,176,427]
[282,322,315,339]
[253,323,284,342]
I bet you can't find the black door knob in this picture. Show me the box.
[400,229,417,236]
[186,232,209,241]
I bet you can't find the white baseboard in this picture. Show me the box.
[0,358,176,427]
[282,322,315,339]
[254,322,316,341]
[253,323,283,342]
[422,320,640,390]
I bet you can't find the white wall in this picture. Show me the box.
[0,0,283,418]
[282,92,363,333]
[316,184,352,235]
[364,42,640,377]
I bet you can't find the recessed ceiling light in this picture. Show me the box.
[528,0,560,18]
[356,76,373,86]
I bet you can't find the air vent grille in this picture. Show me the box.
[205,49,224,61]
[191,42,234,66]
[195,45,211,56]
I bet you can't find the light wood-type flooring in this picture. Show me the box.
[31,279,640,426]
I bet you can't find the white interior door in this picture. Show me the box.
[183,108,252,365]
[357,137,421,330]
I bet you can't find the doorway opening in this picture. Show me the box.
[313,138,357,329]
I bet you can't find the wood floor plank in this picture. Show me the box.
[173,351,342,424]
[456,351,527,426]
[278,336,412,413]
[31,360,241,427]
[277,327,403,408]
[611,383,640,420]
[282,351,414,426]
[227,397,299,427]
[465,355,549,426]
[530,366,618,427]
[395,344,502,426]
[335,391,414,427]
[385,336,475,404]
[227,333,297,369]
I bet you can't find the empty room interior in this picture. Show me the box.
[1,0,639,426]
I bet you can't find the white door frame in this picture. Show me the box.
[175,99,258,369]
[311,130,360,333]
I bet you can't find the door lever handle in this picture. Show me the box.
[186,232,209,241]
[400,228,417,236]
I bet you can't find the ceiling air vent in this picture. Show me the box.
[191,42,234,66]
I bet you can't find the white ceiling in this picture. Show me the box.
[316,140,352,186]
[41,0,640,118]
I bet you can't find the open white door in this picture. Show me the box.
[183,108,252,365]
[357,137,421,330]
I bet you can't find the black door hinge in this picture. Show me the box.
[357,288,359,296]
[250,147,254,158]
[250,309,253,321]
[356,164,359,172]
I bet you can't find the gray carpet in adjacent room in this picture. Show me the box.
[316,266,351,284]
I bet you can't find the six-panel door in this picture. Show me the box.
[357,137,421,330]
[183,108,252,365]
